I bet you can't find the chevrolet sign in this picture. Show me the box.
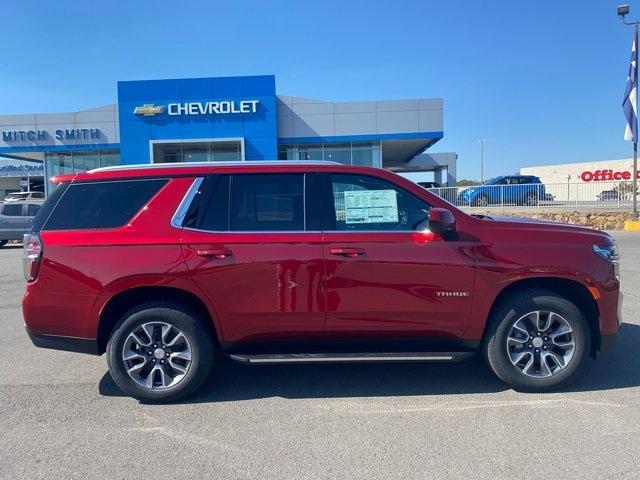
[167,100,259,116]
[133,100,259,117]
[133,104,165,116]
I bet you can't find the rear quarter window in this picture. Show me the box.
[27,204,41,216]
[43,179,168,230]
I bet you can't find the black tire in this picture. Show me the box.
[525,192,539,206]
[482,289,590,392]
[0,240,7,248]
[473,194,489,207]
[106,301,214,403]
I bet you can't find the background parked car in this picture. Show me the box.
[417,181,461,204]
[597,190,621,202]
[457,175,546,207]
[0,200,43,247]
[4,191,45,202]
[417,181,441,189]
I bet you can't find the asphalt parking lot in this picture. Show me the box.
[1,233,639,480]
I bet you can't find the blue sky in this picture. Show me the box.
[0,0,636,179]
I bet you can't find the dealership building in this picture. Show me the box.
[520,158,640,184]
[0,74,456,198]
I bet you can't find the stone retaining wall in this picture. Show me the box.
[468,209,634,230]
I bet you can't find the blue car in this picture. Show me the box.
[458,175,545,207]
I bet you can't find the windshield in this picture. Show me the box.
[483,177,503,185]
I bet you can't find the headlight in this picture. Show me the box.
[593,243,620,279]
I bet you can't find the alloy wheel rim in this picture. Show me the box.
[505,310,576,378]
[122,321,192,390]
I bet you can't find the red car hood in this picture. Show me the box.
[474,214,613,239]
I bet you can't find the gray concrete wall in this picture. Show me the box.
[276,96,443,139]
[400,152,457,185]
[0,104,119,149]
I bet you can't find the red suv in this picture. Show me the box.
[22,162,621,402]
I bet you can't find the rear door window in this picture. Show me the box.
[182,173,319,232]
[43,179,167,230]
[230,174,304,232]
[187,175,231,231]
[1,204,23,216]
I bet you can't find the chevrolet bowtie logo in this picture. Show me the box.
[133,104,165,116]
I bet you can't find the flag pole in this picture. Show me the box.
[635,23,639,221]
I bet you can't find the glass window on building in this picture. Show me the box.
[44,149,121,196]
[277,141,381,167]
[72,152,100,172]
[278,145,298,161]
[46,152,74,178]
[152,141,242,163]
[352,142,381,167]
[212,141,241,162]
[182,144,209,163]
[100,151,121,168]
[323,143,351,164]
[297,145,323,161]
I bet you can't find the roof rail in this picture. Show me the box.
[89,160,341,173]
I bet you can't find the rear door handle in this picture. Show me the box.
[196,248,232,259]
[330,247,365,258]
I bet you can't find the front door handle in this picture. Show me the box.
[330,247,365,258]
[196,248,232,259]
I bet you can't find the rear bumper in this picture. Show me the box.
[25,327,99,355]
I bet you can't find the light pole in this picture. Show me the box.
[478,139,486,183]
[618,4,639,220]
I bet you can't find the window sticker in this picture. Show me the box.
[343,189,398,224]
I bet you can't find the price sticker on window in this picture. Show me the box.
[343,190,398,224]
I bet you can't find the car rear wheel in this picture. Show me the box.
[473,195,489,207]
[106,301,214,402]
[483,289,590,392]
[525,193,539,206]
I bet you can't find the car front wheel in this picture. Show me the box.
[483,289,590,392]
[106,301,214,402]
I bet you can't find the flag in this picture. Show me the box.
[623,27,638,142]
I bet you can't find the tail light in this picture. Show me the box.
[23,233,43,282]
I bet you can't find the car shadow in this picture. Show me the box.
[0,244,23,250]
[98,322,640,404]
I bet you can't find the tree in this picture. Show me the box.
[614,181,638,201]
[457,179,482,187]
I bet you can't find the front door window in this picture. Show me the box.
[328,174,430,232]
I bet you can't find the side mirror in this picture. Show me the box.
[428,208,456,236]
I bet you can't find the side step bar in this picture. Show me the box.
[228,352,474,364]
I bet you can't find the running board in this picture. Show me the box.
[228,352,474,364]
